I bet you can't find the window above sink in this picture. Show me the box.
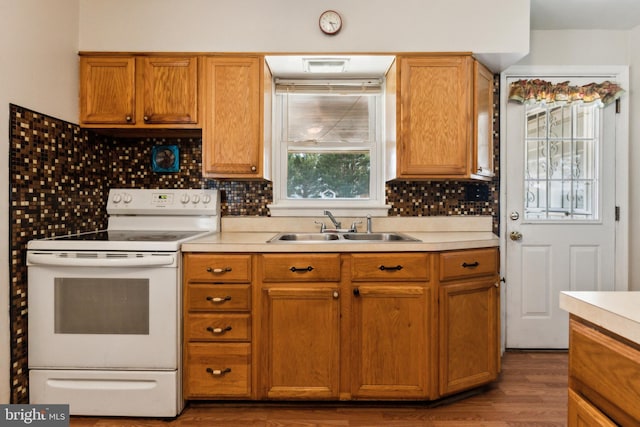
[266,55,395,218]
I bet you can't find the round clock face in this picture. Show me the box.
[319,10,342,35]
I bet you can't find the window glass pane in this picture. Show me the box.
[287,152,370,199]
[523,103,600,221]
[285,94,373,143]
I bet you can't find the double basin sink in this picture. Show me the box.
[268,232,421,243]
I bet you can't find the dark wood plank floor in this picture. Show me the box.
[70,351,568,426]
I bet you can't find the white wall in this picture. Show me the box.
[0,0,79,403]
[78,0,530,71]
[513,29,637,290]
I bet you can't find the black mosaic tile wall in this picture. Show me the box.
[8,76,498,402]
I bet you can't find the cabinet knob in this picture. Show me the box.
[206,326,233,335]
[332,291,340,299]
[206,367,231,376]
[251,165,257,172]
[206,295,232,303]
[125,115,132,122]
[207,267,232,274]
[353,288,360,297]
[143,115,149,122]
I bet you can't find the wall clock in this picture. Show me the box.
[152,145,179,173]
[319,10,342,35]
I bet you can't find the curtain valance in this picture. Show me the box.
[508,79,624,106]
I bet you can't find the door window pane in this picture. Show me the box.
[524,104,600,220]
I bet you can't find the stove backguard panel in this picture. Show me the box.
[9,87,499,403]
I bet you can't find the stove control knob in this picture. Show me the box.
[191,195,201,204]
[181,194,190,204]
[112,194,122,204]
[122,193,133,204]
[202,194,212,204]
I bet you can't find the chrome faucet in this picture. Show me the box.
[323,210,341,229]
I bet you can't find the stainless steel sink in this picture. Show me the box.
[267,232,420,243]
[341,232,420,242]
[272,233,340,242]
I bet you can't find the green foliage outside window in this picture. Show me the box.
[287,152,370,199]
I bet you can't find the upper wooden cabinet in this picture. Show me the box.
[472,61,495,180]
[79,54,199,128]
[388,54,494,181]
[201,56,271,179]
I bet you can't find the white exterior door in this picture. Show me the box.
[502,68,628,349]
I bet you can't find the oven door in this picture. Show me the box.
[27,251,180,370]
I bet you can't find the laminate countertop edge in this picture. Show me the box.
[560,291,640,345]
[181,231,499,253]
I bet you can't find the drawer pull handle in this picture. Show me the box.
[206,295,232,303]
[206,367,231,376]
[207,267,232,274]
[290,266,314,273]
[206,326,233,334]
[462,262,480,268]
[379,265,403,271]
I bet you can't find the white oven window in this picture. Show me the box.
[54,278,149,334]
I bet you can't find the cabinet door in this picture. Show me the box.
[261,286,340,399]
[141,56,198,124]
[439,279,499,396]
[80,56,135,125]
[351,285,431,399]
[398,55,473,178]
[202,56,262,177]
[568,389,617,427]
[472,60,495,179]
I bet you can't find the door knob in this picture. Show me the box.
[510,231,523,241]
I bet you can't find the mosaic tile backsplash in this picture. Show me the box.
[8,83,499,402]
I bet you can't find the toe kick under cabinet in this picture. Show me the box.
[182,247,499,401]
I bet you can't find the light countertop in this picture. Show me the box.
[560,291,640,345]
[182,216,499,253]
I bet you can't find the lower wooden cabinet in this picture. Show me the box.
[351,284,432,399]
[260,286,341,399]
[437,248,500,396]
[183,248,500,402]
[568,316,640,425]
[438,279,499,395]
[185,343,251,398]
[568,389,617,427]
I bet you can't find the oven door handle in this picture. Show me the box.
[27,253,175,267]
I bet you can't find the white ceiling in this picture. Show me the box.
[267,1,640,78]
[531,0,640,30]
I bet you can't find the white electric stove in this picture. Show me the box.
[27,188,220,417]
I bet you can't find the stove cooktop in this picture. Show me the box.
[27,229,214,252]
[52,230,206,242]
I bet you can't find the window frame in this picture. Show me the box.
[268,79,390,217]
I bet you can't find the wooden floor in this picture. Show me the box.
[70,351,568,427]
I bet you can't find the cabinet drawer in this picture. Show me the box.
[570,318,640,424]
[351,253,430,282]
[185,343,251,398]
[439,248,497,281]
[261,254,341,282]
[187,284,251,311]
[184,254,252,283]
[186,313,251,341]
